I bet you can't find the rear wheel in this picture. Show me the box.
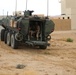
[7,32,11,46]
[39,45,47,49]
[11,34,18,49]
[1,29,5,41]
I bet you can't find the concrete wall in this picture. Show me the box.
[52,19,71,31]
[61,0,76,30]
[66,0,76,8]
[71,15,76,30]
[71,9,76,30]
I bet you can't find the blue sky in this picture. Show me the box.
[0,0,61,16]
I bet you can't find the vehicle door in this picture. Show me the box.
[21,18,29,35]
[45,19,55,37]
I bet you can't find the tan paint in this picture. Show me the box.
[52,19,71,31]
[10,20,17,28]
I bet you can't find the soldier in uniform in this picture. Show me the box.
[29,22,40,40]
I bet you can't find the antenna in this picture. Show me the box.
[7,11,8,16]
[15,0,17,15]
[47,0,49,18]
[26,0,28,10]
[3,9,4,18]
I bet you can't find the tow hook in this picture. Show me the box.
[47,43,50,46]
[46,35,51,41]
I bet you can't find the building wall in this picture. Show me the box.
[66,0,76,8]
[61,0,66,14]
[61,0,76,30]
[71,15,76,30]
[52,19,71,31]
[0,16,6,19]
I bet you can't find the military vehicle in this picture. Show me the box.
[0,10,55,49]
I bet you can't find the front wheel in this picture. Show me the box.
[11,34,18,49]
[39,45,47,49]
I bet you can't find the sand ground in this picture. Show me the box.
[0,30,76,75]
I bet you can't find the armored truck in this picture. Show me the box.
[0,10,55,49]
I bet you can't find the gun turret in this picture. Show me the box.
[24,10,34,17]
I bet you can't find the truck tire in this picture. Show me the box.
[1,29,5,41]
[7,32,11,46]
[4,31,8,44]
[39,45,47,49]
[11,34,18,49]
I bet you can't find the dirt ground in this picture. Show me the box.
[0,30,76,75]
